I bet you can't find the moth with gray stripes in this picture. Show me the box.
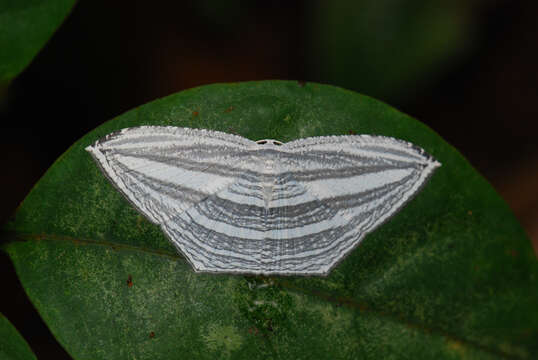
[86,126,440,276]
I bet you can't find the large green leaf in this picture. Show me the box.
[0,313,36,360]
[4,81,537,359]
[0,0,77,85]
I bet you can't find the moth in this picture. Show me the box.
[86,126,440,276]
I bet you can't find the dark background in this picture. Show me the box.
[1,1,537,358]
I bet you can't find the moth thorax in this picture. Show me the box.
[264,158,275,170]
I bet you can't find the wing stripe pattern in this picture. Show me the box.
[87,126,440,275]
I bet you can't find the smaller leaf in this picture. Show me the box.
[0,0,77,85]
[0,313,37,360]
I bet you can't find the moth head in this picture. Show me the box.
[256,139,283,146]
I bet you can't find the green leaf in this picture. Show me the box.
[0,0,77,85]
[0,313,36,360]
[4,81,537,359]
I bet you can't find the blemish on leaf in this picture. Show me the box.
[136,215,144,230]
[467,210,473,216]
[348,130,356,135]
[202,323,243,358]
[127,275,133,288]
[235,277,293,335]
[149,331,155,338]
[498,342,529,358]
[446,339,466,357]
[192,111,199,117]
[224,106,234,113]
[297,80,306,87]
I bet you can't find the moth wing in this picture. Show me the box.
[86,126,256,225]
[280,135,441,269]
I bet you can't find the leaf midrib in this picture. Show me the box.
[5,231,184,262]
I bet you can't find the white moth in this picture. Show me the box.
[86,126,440,276]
